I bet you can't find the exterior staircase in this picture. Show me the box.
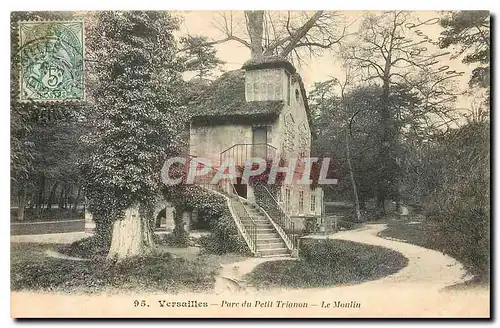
[190,147,296,258]
[235,197,291,257]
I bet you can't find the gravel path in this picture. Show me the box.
[329,224,472,289]
[10,232,92,244]
[11,224,489,317]
[214,223,472,293]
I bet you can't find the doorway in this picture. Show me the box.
[233,177,247,199]
[252,126,268,158]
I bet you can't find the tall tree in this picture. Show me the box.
[84,11,186,261]
[346,11,461,216]
[179,35,225,79]
[185,11,349,63]
[311,83,415,215]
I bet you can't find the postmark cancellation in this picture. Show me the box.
[18,20,84,102]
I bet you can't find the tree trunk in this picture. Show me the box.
[395,193,401,214]
[245,11,264,60]
[35,173,45,218]
[73,186,81,212]
[64,184,72,209]
[376,195,386,218]
[279,11,324,58]
[376,68,392,219]
[46,182,59,212]
[345,127,362,222]
[107,204,155,261]
[29,194,35,209]
[359,197,366,211]
[58,183,65,209]
[171,205,189,246]
[17,186,27,221]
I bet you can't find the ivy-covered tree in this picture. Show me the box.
[84,11,187,261]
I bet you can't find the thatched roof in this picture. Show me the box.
[191,59,314,136]
[242,56,297,74]
[191,69,284,124]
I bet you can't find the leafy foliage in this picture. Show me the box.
[163,159,248,254]
[310,82,424,207]
[165,183,248,254]
[179,35,225,78]
[439,11,490,89]
[422,122,489,280]
[83,11,188,233]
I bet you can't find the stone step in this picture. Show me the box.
[255,237,283,244]
[231,200,291,258]
[240,221,273,228]
[256,242,286,250]
[256,233,281,239]
[261,253,291,258]
[242,217,267,223]
[254,228,276,234]
[259,248,290,257]
[248,223,272,229]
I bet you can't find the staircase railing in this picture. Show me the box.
[220,143,277,167]
[186,155,258,255]
[254,184,298,250]
[227,183,258,254]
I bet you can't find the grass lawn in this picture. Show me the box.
[11,240,247,294]
[246,239,408,289]
[378,218,447,251]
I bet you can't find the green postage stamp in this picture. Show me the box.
[18,20,84,102]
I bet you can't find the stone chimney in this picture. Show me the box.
[242,58,296,104]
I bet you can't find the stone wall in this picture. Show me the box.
[189,124,253,165]
[245,68,285,102]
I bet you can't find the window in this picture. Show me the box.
[295,89,300,101]
[299,190,304,213]
[311,194,316,213]
[284,188,291,213]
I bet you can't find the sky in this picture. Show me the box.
[178,10,480,112]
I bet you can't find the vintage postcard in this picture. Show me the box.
[10,10,490,318]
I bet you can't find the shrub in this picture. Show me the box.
[199,214,249,255]
[158,233,191,247]
[304,217,319,234]
[439,181,490,280]
[424,122,490,281]
[247,239,407,288]
[58,237,108,259]
[336,218,362,230]
[165,184,248,254]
